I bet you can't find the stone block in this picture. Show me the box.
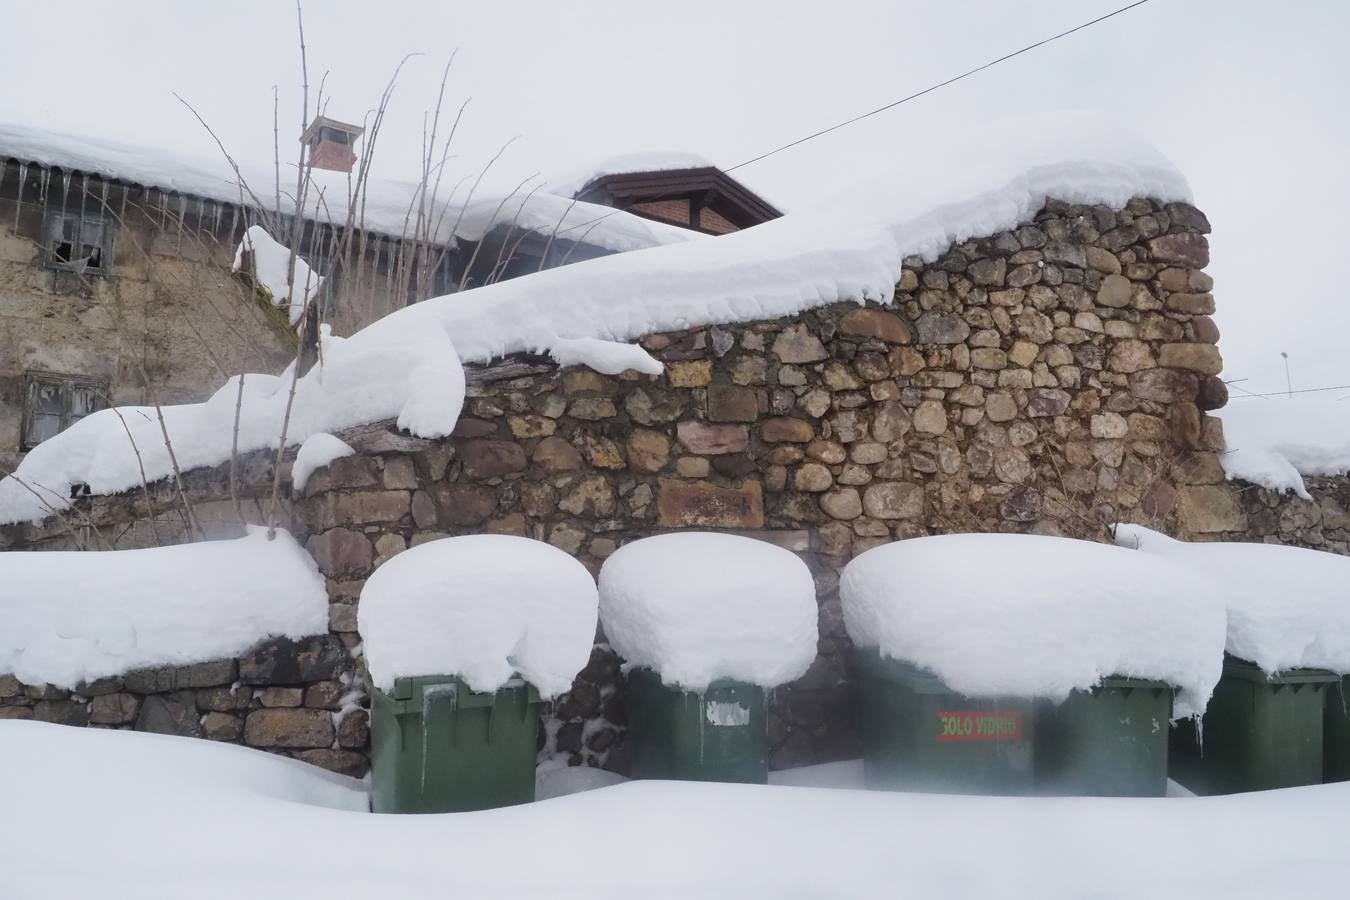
[135,691,201,737]
[380,455,419,490]
[568,398,618,421]
[862,482,924,519]
[666,359,712,387]
[244,708,335,749]
[1148,233,1210,268]
[626,429,671,473]
[1158,343,1223,375]
[624,387,689,425]
[196,685,252,712]
[676,421,748,455]
[73,676,123,697]
[771,325,827,363]
[1129,368,1198,403]
[239,635,351,686]
[259,687,305,708]
[761,417,815,443]
[201,712,244,741]
[838,308,913,344]
[1164,292,1216,315]
[915,313,970,345]
[532,436,583,472]
[1178,485,1247,533]
[305,681,346,710]
[460,440,528,479]
[435,484,498,526]
[89,693,140,725]
[295,748,367,778]
[306,528,373,578]
[656,479,764,528]
[707,384,759,422]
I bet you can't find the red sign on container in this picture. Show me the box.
[935,710,1023,742]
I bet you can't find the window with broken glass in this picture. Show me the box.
[21,372,108,449]
[43,208,115,275]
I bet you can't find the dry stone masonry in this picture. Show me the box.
[2,196,1235,775]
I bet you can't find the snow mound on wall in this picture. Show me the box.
[0,528,328,689]
[231,225,323,325]
[0,320,467,525]
[0,120,699,255]
[358,535,598,697]
[0,113,1189,525]
[290,433,354,492]
[1114,524,1350,675]
[840,534,1227,718]
[1217,399,1350,498]
[597,532,819,690]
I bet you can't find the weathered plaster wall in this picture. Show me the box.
[1,195,1230,778]
[0,170,297,471]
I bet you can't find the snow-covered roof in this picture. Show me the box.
[1114,525,1350,676]
[550,150,719,199]
[0,113,1191,526]
[0,528,327,689]
[597,532,818,690]
[0,120,699,254]
[840,533,1227,718]
[1217,399,1350,498]
[358,535,598,697]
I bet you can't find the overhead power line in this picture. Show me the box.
[1226,383,1350,399]
[725,0,1155,173]
[553,0,1155,241]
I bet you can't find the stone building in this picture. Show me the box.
[2,191,1256,778]
[0,124,776,472]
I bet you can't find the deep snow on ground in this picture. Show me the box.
[2,721,1346,900]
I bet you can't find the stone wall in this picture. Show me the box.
[1,195,1229,777]
[1186,473,1350,553]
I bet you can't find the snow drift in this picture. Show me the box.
[597,532,819,690]
[4,719,1350,900]
[1217,398,1350,498]
[1114,524,1350,675]
[358,535,598,697]
[840,533,1227,718]
[0,528,328,689]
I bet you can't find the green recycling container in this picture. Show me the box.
[370,674,541,813]
[626,668,768,784]
[1170,656,1338,795]
[1324,677,1350,783]
[855,649,1035,795]
[1035,677,1174,797]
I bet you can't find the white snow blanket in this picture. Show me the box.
[1114,524,1350,675]
[1218,399,1350,498]
[597,532,818,690]
[0,113,1189,525]
[0,120,698,254]
[3,721,1349,900]
[359,535,598,697]
[0,528,327,689]
[231,225,323,325]
[840,534,1227,718]
[290,432,354,492]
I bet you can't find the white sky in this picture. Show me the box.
[2,0,1346,397]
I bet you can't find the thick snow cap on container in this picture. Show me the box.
[359,535,598,698]
[1114,524,1350,676]
[840,533,1226,718]
[0,528,328,689]
[597,532,818,691]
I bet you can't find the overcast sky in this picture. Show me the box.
[2,0,1346,398]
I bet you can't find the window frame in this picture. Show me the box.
[42,207,116,276]
[20,371,110,451]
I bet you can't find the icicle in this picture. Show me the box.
[11,162,24,229]
[229,204,239,237]
[175,195,187,252]
[158,192,168,230]
[38,167,50,205]
[59,170,70,211]
[100,179,110,217]
[196,198,206,234]
[79,173,89,225]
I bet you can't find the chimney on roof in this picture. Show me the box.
[301,116,363,174]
